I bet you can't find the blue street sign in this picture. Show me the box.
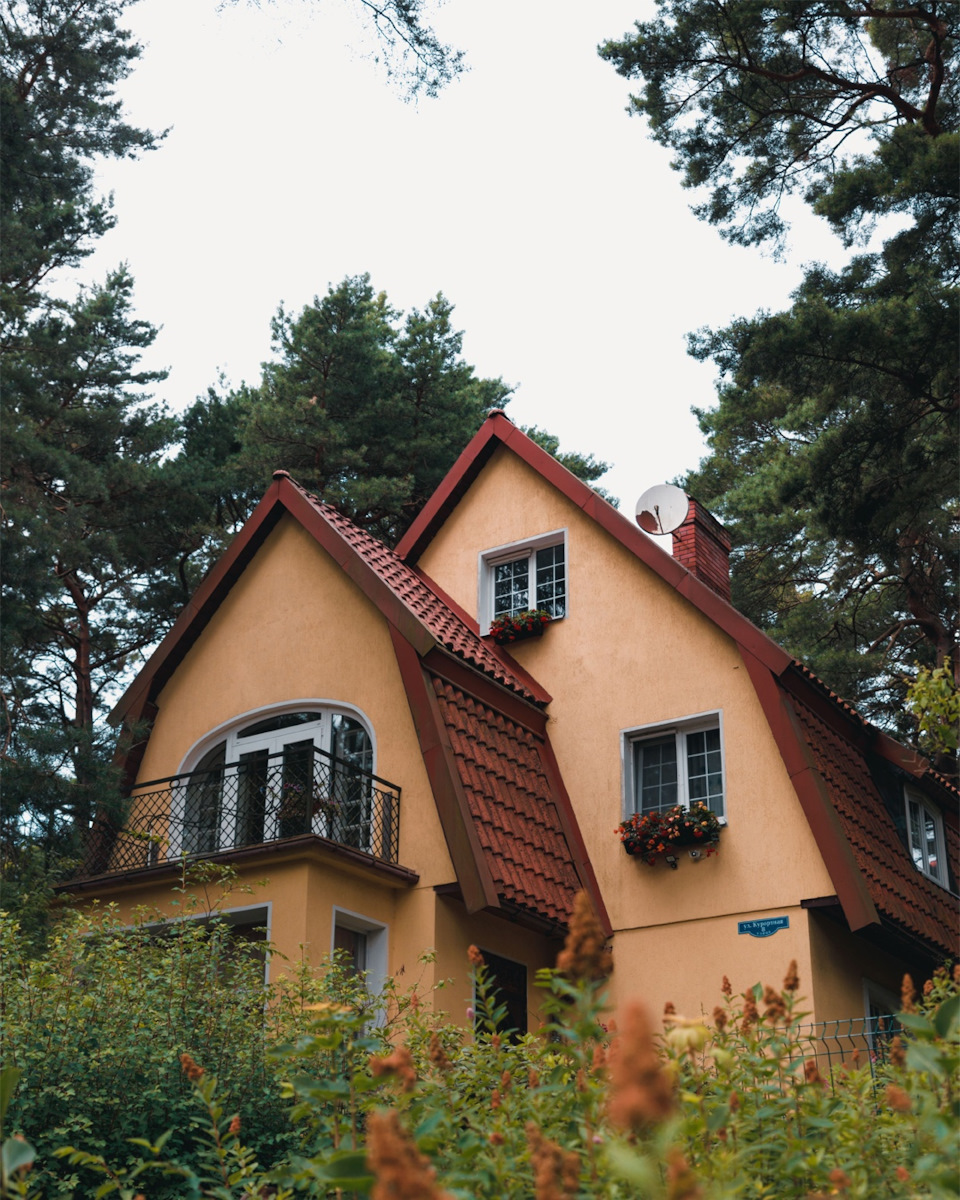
[738,916,789,938]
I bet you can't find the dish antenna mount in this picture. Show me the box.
[635,484,689,536]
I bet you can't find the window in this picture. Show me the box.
[904,788,946,885]
[480,531,566,631]
[625,715,725,819]
[332,908,388,1022]
[174,705,376,856]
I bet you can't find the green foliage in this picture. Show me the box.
[600,1,957,250]
[4,892,958,1199]
[0,864,377,1198]
[906,660,960,772]
[601,1,958,731]
[186,276,612,547]
[0,0,208,920]
[0,0,161,326]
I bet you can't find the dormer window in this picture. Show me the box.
[480,531,566,632]
[904,788,946,885]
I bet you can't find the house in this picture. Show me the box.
[62,413,959,1031]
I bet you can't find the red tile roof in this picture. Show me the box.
[430,675,582,926]
[789,694,958,956]
[302,490,547,705]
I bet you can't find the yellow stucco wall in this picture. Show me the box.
[86,515,469,986]
[807,910,907,1021]
[137,515,453,888]
[416,447,848,1019]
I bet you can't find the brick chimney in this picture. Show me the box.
[672,498,732,603]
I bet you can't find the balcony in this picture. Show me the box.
[88,745,401,878]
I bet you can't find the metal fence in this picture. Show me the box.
[787,1015,902,1091]
[103,746,401,874]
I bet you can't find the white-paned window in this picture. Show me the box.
[174,705,375,856]
[904,789,946,885]
[625,715,725,819]
[480,531,566,630]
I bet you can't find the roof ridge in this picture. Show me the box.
[290,486,548,705]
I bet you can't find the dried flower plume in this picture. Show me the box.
[366,1110,450,1200]
[607,1001,675,1131]
[556,891,612,981]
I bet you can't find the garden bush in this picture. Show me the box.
[2,885,958,1199]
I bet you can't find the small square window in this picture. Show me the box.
[904,789,946,885]
[480,532,567,631]
[626,717,724,819]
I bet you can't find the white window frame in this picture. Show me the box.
[169,700,377,857]
[331,906,389,1025]
[137,902,273,985]
[478,529,567,634]
[904,787,947,886]
[622,711,726,821]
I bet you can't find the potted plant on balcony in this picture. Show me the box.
[616,802,722,869]
[489,608,552,645]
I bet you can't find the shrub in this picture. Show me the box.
[2,886,958,1199]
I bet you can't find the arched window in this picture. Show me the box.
[174,707,376,856]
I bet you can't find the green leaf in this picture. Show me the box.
[933,994,960,1040]
[906,1042,947,1077]
[896,1012,937,1035]
[604,1141,659,1187]
[0,1068,20,1138]
[2,1134,36,1177]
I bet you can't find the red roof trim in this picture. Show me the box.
[411,567,552,705]
[422,648,548,735]
[110,481,288,725]
[111,472,544,732]
[389,627,500,914]
[397,413,791,676]
[740,650,879,932]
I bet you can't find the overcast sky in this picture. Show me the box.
[83,0,845,511]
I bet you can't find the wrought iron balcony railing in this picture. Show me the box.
[101,746,401,876]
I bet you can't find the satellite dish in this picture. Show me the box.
[636,484,689,535]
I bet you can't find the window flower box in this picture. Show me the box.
[489,609,552,645]
[616,802,722,869]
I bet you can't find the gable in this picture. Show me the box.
[130,514,456,888]
[97,474,600,933]
[398,413,958,957]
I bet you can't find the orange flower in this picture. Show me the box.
[712,1006,727,1032]
[526,1122,580,1200]
[556,891,612,982]
[900,974,916,1014]
[369,1045,417,1092]
[607,1001,675,1131]
[366,1111,450,1200]
[803,1059,824,1087]
[783,960,800,993]
[886,1084,911,1113]
[666,1150,703,1199]
[721,975,733,996]
[179,1053,204,1082]
[428,1033,450,1072]
[467,945,485,967]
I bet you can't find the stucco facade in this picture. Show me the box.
[63,414,958,1033]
